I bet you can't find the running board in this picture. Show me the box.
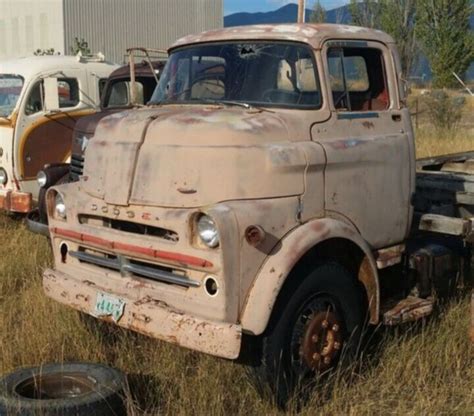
[382,296,434,326]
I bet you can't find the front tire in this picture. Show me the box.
[253,262,366,406]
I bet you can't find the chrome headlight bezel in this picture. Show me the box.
[0,168,7,185]
[37,170,48,188]
[197,214,220,248]
[54,193,67,220]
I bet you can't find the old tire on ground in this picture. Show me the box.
[252,262,366,406]
[0,362,126,416]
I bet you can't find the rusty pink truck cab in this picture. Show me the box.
[42,24,473,401]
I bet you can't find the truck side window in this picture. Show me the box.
[327,47,388,112]
[25,78,79,115]
[25,81,44,115]
[105,80,144,107]
[57,78,79,108]
[98,78,108,100]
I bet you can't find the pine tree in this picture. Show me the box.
[416,0,474,87]
[310,1,326,23]
[380,0,418,77]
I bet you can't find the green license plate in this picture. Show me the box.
[94,292,126,323]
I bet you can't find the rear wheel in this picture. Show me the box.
[253,262,366,406]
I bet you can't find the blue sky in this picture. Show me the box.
[224,0,350,15]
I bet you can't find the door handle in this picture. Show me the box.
[392,114,402,122]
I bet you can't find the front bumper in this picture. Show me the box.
[26,208,50,237]
[43,268,242,359]
[0,189,32,213]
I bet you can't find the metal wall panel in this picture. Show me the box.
[0,0,65,59]
[63,0,223,63]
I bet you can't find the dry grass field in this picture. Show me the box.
[0,93,473,415]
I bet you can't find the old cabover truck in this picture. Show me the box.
[0,55,117,214]
[26,57,166,236]
[41,24,474,400]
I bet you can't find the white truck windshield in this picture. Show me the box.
[0,75,24,118]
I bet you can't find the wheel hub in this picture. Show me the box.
[300,311,343,371]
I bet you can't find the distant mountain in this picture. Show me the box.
[224,4,351,27]
[224,3,473,81]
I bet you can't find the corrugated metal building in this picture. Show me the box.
[0,0,223,62]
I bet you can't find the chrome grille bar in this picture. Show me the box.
[69,250,200,288]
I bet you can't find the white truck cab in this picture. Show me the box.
[0,54,118,213]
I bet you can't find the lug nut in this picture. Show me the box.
[312,334,318,343]
[332,324,339,332]
[323,356,331,365]
[334,342,341,350]
[312,352,320,361]
[322,320,329,328]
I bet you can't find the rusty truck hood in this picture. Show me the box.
[82,106,308,207]
[72,109,123,155]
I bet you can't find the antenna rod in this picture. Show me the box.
[298,0,305,23]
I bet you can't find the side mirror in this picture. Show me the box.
[43,77,60,112]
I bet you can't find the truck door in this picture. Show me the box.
[13,70,94,193]
[313,40,415,248]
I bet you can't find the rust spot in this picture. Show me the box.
[132,312,152,324]
[75,293,90,302]
[358,257,378,324]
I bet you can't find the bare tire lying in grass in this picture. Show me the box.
[0,362,126,416]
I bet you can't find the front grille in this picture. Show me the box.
[70,247,199,287]
[78,214,179,243]
[70,153,84,180]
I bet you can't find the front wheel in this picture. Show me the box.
[253,262,366,406]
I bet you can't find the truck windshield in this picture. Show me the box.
[150,42,321,109]
[0,75,24,118]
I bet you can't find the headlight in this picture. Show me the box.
[0,168,7,185]
[54,193,67,219]
[197,214,219,248]
[37,170,47,188]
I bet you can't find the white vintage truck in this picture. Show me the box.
[41,24,473,403]
[0,55,117,214]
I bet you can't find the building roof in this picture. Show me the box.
[0,55,117,80]
[171,23,395,51]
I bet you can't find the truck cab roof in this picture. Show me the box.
[171,23,396,51]
[0,55,116,79]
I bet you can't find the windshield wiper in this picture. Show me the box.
[201,99,251,109]
[200,99,274,113]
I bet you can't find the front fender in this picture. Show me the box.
[240,217,379,335]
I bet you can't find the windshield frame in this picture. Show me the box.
[151,40,323,111]
[0,74,25,119]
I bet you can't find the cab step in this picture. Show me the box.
[382,296,434,326]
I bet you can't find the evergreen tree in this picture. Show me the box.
[349,1,418,77]
[310,1,326,23]
[380,0,418,77]
[416,0,473,87]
